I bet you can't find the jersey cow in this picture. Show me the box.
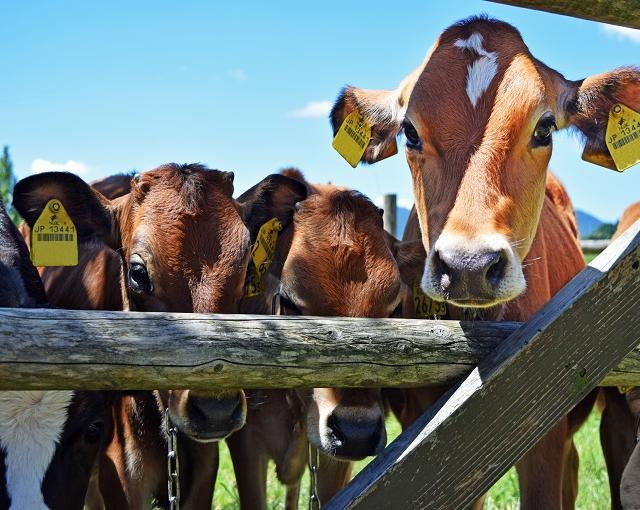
[0,198,120,510]
[13,164,307,509]
[330,15,638,509]
[228,169,424,509]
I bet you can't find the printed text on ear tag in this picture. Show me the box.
[412,280,447,318]
[332,110,372,168]
[31,199,78,267]
[246,217,283,297]
[605,104,640,172]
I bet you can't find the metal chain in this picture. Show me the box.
[308,443,321,510]
[165,408,181,510]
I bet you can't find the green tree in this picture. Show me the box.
[585,222,618,240]
[0,146,19,224]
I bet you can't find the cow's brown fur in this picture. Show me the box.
[328,15,638,508]
[228,170,423,509]
[15,165,306,509]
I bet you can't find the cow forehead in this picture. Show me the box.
[0,391,74,510]
[408,20,547,153]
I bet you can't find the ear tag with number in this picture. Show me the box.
[31,199,78,266]
[583,103,640,172]
[412,280,447,318]
[246,218,283,297]
[332,110,372,168]
[606,104,640,172]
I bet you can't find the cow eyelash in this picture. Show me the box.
[279,293,302,315]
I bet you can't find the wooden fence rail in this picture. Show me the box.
[1,309,640,390]
[487,0,640,29]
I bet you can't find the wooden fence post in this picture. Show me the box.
[326,219,640,509]
[383,194,397,238]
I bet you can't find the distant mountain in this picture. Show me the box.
[390,206,605,240]
[575,210,604,239]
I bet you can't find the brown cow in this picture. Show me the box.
[0,197,124,510]
[227,168,424,509]
[622,386,640,509]
[330,15,638,508]
[13,164,307,509]
[599,202,640,510]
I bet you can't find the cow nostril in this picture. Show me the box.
[433,250,452,288]
[485,252,507,286]
[327,413,345,445]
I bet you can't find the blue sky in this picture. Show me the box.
[1,1,639,222]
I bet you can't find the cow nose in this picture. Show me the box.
[187,393,246,440]
[326,412,386,460]
[434,248,507,298]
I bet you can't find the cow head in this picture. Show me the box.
[267,172,423,460]
[14,164,307,442]
[331,16,639,308]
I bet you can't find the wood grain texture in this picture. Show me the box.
[326,220,640,509]
[0,307,639,389]
[487,0,640,29]
[0,310,519,390]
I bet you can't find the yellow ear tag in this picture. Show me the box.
[412,280,446,318]
[332,110,372,168]
[604,103,640,172]
[246,217,283,297]
[30,199,78,267]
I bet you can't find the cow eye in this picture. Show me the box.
[128,257,152,294]
[402,120,422,150]
[84,421,104,444]
[391,301,403,318]
[532,113,557,148]
[280,293,302,315]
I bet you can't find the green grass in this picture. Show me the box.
[584,252,599,264]
[212,411,609,509]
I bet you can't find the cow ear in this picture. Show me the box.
[237,174,308,241]
[564,67,640,166]
[331,86,403,164]
[330,65,423,165]
[391,239,427,319]
[13,172,119,247]
[393,239,426,288]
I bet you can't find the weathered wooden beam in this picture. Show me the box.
[0,306,639,389]
[327,219,640,509]
[0,310,518,390]
[487,0,640,29]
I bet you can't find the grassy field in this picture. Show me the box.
[211,410,609,509]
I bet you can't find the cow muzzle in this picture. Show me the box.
[167,390,246,442]
[422,233,526,307]
[307,398,387,461]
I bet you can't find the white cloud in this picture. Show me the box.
[600,24,640,44]
[30,158,90,175]
[289,100,332,119]
[228,68,246,81]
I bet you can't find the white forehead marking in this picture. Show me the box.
[454,32,498,108]
[0,391,74,510]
